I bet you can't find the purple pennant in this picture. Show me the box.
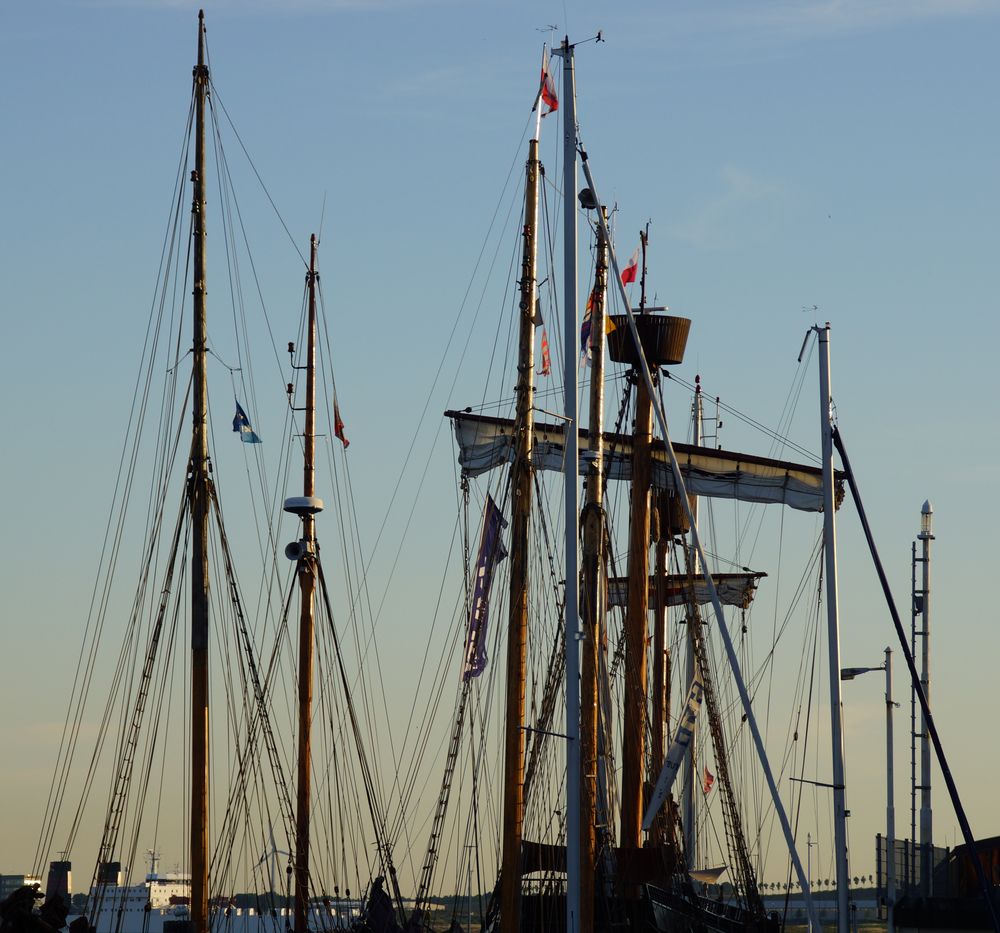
[462,495,508,681]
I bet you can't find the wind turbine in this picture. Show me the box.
[255,825,291,909]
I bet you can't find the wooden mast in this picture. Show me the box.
[499,135,539,933]
[293,235,319,933]
[580,206,609,932]
[620,227,653,850]
[190,11,210,933]
[681,378,703,863]
[650,507,669,837]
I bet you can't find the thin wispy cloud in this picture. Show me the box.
[80,0,453,12]
[670,165,788,250]
[722,0,1000,42]
[615,0,1000,66]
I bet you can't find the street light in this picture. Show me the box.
[841,647,896,933]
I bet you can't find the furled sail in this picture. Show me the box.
[643,665,705,830]
[606,571,765,611]
[447,410,842,513]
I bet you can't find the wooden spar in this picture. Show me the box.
[620,231,653,852]
[681,379,702,863]
[293,235,319,933]
[580,206,609,932]
[650,513,668,840]
[499,136,538,933]
[190,12,210,933]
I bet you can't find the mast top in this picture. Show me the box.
[919,499,934,539]
[196,10,207,72]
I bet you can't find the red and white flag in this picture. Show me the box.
[539,328,552,376]
[620,246,640,285]
[334,398,350,449]
[703,766,715,795]
[537,48,559,116]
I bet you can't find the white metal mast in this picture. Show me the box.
[817,323,851,933]
[555,35,582,933]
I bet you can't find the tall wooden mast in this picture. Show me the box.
[189,11,211,933]
[649,504,669,836]
[681,379,703,863]
[499,136,539,933]
[580,206,609,932]
[620,227,653,850]
[293,235,320,932]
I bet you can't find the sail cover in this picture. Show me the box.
[606,572,765,611]
[447,411,842,514]
[689,866,728,885]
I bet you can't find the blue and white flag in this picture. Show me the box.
[462,495,508,681]
[232,400,262,444]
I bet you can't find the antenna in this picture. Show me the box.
[317,192,328,245]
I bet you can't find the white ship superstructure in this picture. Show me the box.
[65,868,361,933]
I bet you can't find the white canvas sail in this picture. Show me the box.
[448,411,841,514]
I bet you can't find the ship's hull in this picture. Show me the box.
[504,885,778,933]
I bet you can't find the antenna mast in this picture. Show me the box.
[916,500,934,895]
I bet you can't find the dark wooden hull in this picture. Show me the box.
[508,886,778,933]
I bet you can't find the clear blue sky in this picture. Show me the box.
[2,0,999,893]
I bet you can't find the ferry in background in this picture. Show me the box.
[50,858,362,933]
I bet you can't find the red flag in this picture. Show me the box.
[703,766,715,795]
[334,399,350,449]
[539,328,551,376]
[538,48,559,116]
[620,246,640,285]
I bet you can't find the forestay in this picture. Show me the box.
[448,411,843,514]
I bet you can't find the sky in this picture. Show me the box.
[2,0,1000,900]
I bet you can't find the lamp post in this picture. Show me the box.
[841,647,896,933]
